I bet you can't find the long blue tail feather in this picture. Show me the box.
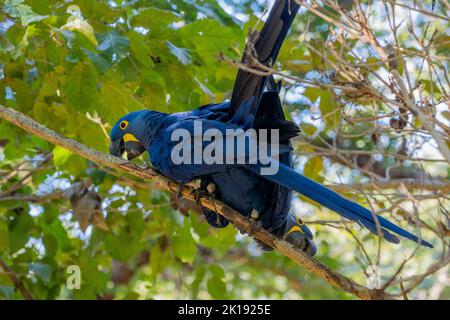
[247,162,433,248]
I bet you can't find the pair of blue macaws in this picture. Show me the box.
[109,0,432,255]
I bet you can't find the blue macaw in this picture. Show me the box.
[109,92,432,252]
[109,0,432,254]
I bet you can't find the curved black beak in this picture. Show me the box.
[124,141,145,160]
[109,138,125,157]
[110,135,146,160]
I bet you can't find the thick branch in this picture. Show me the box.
[0,104,388,300]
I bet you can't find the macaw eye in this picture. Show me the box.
[119,120,129,130]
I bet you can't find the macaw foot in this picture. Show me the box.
[206,183,217,196]
[251,214,316,255]
[193,188,208,206]
[192,181,217,206]
[282,215,316,256]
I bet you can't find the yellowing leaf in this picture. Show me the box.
[442,111,450,121]
[304,87,339,127]
[304,156,324,183]
[53,146,72,168]
[418,79,442,99]
[301,123,317,136]
[65,154,88,178]
[61,16,98,46]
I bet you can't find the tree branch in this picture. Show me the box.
[0,258,35,300]
[0,191,64,203]
[0,104,391,300]
[327,179,450,193]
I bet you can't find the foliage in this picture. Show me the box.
[0,0,448,300]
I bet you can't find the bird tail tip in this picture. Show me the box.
[420,239,434,248]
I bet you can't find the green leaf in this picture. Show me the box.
[42,234,58,257]
[209,264,225,278]
[53,144,87,177]
[99,81,144,121]
[53,146,72,168]
[129,31,153,67]
[207,275,227,299]
[201,225,236,256]
[41,219,71,252]
[207,265,227,299]
[166,41,191,65]
[190,1,236,26]
[318,91,334,123]
[173,218,197,264]
[130,7,180,30]
[82,49,111,73]
[0,222,9,253]
[0,285,15,299]
[117,56,139,81]
[97,30,129,63]
[105,232,140,262]
[190,212,209,239]
[191,265,206,298]
[178,19,239,60]
[29,263,52,284]
[3,0,47,26]
[64,62,97,111]
[150,243,164,281]
[6,78,33,110]
[73,254,109,295]
[9,211,34,253]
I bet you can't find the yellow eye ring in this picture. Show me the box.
[119,120,129,130]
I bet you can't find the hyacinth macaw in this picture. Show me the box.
[109,0,432,254]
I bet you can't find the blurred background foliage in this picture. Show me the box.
[0,0,448,300]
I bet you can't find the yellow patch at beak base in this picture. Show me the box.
[123,133,139,143]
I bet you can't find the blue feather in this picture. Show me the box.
[246,162,433,248]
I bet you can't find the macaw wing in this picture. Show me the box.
[148,119,290,182]
[189,101,230,120]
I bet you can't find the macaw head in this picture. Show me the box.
[109,110,149,160]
